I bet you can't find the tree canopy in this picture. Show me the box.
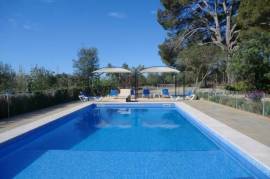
[73,48,99,88]
[158,0,270,91]
[230,0,270,91]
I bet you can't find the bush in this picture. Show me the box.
[224,81,254,92]
[0,88,82,119]
[265,101,270,116]
[233,81,254,92]
[245,90,264,101]
[224,85,237,91]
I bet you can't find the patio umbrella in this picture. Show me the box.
[140,66,180,96]
[93,67,131,74]
[140,66,179,74]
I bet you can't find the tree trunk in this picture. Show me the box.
[225,52,235,84]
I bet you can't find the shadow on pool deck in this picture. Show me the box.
[184,100,270,147]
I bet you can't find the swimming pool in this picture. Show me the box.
[0,103,268,178]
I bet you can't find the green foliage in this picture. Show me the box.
[238,0,270,30]
[0,88,82,119]
[158,37,181,66]
[225,82,254,92]
[29,66,56,91]
[178,44,225,88]
[92,79,117,96]
[224,85,237,91]
[196,92,270,116]
[15,67,28,92]
[231,30,270,92]
[55,73,72,89]
[179,44,224,70]
[233,81,254,92]
[229,0,270,92]
[73,48,99,88]
[158,0,197,31]
[0,62,16,92]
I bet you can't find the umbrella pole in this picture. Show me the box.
[135,69,138,99]
[174,74,177,96]
[183,71,185,100]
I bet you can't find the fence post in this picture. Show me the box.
[235,91,238,109]
[262,93,265,116]
[6,92,10,118]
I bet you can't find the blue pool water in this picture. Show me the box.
[0,104,264,178]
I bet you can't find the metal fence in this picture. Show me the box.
[196,89,270,117]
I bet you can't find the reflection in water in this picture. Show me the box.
[90,108,133,129]
[92,108,182,129]
[117,108,131,114]
[95,120,132,128]
[75,109,99,137]
[142,123,179,129]
[141,111,181,129]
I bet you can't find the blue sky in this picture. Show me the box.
[0,0,165,74]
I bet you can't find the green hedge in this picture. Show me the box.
[0,88,82,119]
[0,83,119,120]
[197,92,270,117]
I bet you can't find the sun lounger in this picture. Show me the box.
[142,88,150,98]
[130,88,135,98]
[161,88,170,98]
[109,89,119,97]
[185,91,195,100]
[79,94,102,102]
[116,89,131,99]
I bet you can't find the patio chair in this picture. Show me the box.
[130,88,135,98]
[142,88,150,98]
[161,88,170,98]
[109,89,119,97]
[78,92,102,102]
[185,90,195,100]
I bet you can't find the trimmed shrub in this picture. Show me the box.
[0,88,82,119]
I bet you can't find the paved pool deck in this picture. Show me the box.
[184,100,270,147]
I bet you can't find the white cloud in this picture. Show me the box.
[8,18,17,27]
[108,12,126,19]
[23,24,32,30]
[7,17,33,30]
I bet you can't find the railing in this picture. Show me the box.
[196,89,270,117]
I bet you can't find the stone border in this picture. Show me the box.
[175,102,270,177]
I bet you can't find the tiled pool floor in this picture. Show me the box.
[2,150,252,179]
